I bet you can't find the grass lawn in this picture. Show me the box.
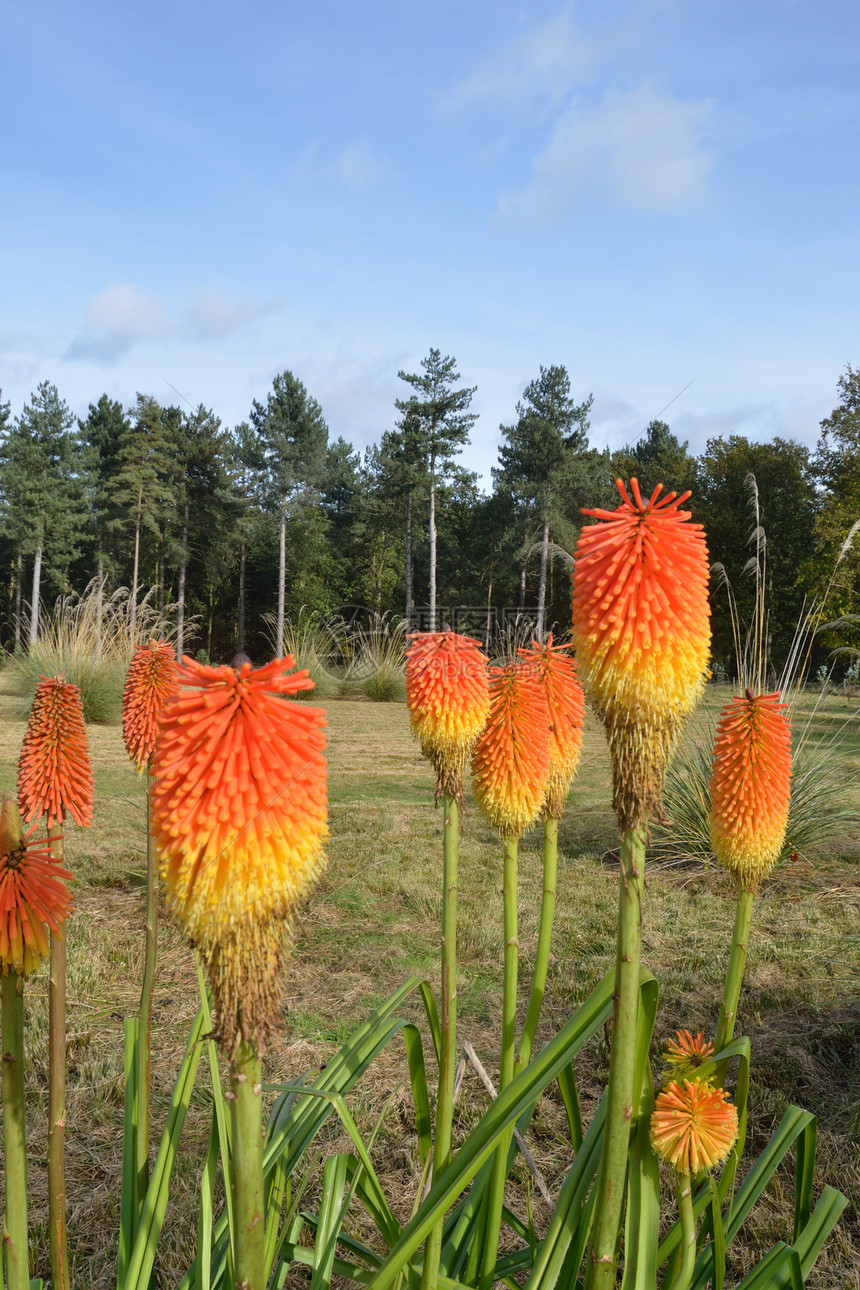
[1,684,858,1287]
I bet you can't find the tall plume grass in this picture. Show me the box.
[338,614,406,702]
[8,581,175,724]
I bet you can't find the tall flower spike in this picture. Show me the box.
[572,479,711,825]
[471,663,551,839]
[406,631,490,799]
[122,639,179,771]
[518,634,585,819]
[650,1078,738,1175]
[709,690,792,892]
[0,800,73,976]
[150,656,328,1054]
[18,676,94,828]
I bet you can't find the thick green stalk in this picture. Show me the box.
[136,767,158,1203]
[48,823,71,1290]
[230,1040,265,1290]
[519,814,558,1068]
[422,792,459,1290]
[586,822,647,1290]
[714,888,755,1086]
[479,834,519,1290]
[2,972,29,1290]
[665,1172,695,1290]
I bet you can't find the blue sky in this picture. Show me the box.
[3,0,858,481]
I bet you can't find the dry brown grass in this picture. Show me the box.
[0,686,857,1287]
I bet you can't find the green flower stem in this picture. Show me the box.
[2,971,29,1290]
[479,834,519,1290]
[665,1172,695,1290]
[230,1040,265,1290]
[48,822,71,1290]
[136,766,158,1203]
[586,821,647,1290]
[518,814,558,1068]
[714,887,755,1086]
[422,791,459,1290]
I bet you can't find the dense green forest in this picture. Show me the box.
[1,353,858,676]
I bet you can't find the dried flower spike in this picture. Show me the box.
[406,631,490,799]
[709,690,792,892]
[0,799,73,976]
[518,634,585,819]
[18,676,94,828]
[150,656,328,1054]
[572,479,711,825]
[122,639,179,771]
[650,1078,738,1175]
[471,663,550,839]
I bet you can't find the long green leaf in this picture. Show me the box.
[792,1117,816,1241]
[556,1063,582,1154]
[118,1017,140,1286]
[793,1186,848,1281]
[196,1113,219,1290]
[311,1153,350,1290]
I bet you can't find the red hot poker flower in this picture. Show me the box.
[150,656,328,1054]
[471,663,551,839]
[406,631,490,799]
[18,676,94,828]
[650,1078,738,1176]
[518,634,585,819]
[0,799,73,977]
[122,639,179,771]
[572,479,711,825]
[709,690,792,892]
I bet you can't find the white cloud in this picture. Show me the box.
[332,142,390,191]
[450,7,595,111]
[185,289,283,341]
[66,283,170,363]
[500,85,712,221]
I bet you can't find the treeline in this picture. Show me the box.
[1,353,858,675]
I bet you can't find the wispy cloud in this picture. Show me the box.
[185,289,283,341]
[65,283,170,363]
[450,7,595,111]
[499,86,712,221]
[291,140,390,191]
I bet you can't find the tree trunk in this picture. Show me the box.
[405,490,413,630]
[177,502,188,658]
[29,542,43,646]
[96,552,105,649]
[485,562,494,653]
[13,547,22,652]
[518,525,529,619]
[131,489,143,644]
[536,518,550,643]
[237,528,246,655]
[276,496,286,657]
[428,459,437,633]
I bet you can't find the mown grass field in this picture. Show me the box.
[1,683,858,1288]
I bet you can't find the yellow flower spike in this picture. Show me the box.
[406,630,490,799]
[471,662,551,839]
[650,1078,739,1176]
[150,656,327,1054]
[518,634,585,819]
[572,478,711,825]
[709,690,792,892]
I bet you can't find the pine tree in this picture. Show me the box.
[78,395,131,629]
[395,349,477,631]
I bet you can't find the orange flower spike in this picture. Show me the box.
[122,639,179,771]
[518,634,585,819]
[150,656,327,1053]
[18,676,94,828]
[650,1079,739,1175]
[0,799,73,976]
[709,690,792,892]
[471,663,551,839]
[406,631,491,798]
[663,1029,715,1086]
[572,479,711,824]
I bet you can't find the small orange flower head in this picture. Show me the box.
[122,639,179,771]
[663,1029,715,1086]
[18,676,94,828]
[572,480,711,825]
[650,1078,739,1176]
[406,631,490,799]
[0,799,73,976]
[150,656,328,1054]
[709,690,792,892]
[518,634,585,819]
[471,663,551,839]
